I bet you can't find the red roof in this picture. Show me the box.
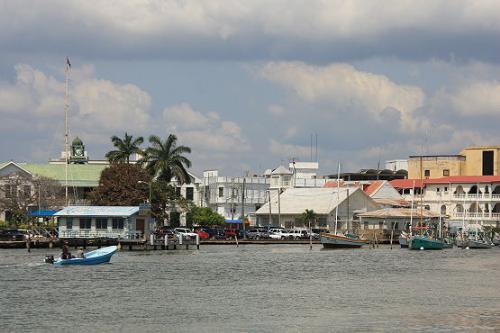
[389,179,424,189]
[364,180,384,196]
[323,180,345,188]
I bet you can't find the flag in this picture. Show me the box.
[66,57,71,68]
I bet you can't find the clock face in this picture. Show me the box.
[75,147,84,157]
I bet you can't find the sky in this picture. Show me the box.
[1,0,500,176]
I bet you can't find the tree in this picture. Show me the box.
[302,209,316,229]
[186,206,225,227]
[149,180,192,226]
[140,134,192,184]
[105,132,144,164]
[89,163,151,206]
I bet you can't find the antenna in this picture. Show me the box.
[310,134,313,161]
[315,133,318,162]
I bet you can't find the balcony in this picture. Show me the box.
[452,212,500,220]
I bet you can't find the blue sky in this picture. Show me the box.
[1,1,500,176]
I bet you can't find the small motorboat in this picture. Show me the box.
[50,246,118,266]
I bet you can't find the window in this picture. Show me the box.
[96,218,108,229]
[218,187,224,198]
[4,185,15,198]
[186,187,194,201]
[443,169,450,176]
[175,187,181,196]
[424,170,430,178]
[378,222,384,230]
[23,185,31,198]
[79,218,91,229]
[364,222,368,230]
[444,186,448,192]
[4,185,10,198]
[66,218,73,229]
[437,188,440,192]
[112,218,124,229]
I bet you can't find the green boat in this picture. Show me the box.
[409,235,444,250]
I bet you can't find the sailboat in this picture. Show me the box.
[399,181,415,248]
[409,157,444,250]
[321,164,369,248]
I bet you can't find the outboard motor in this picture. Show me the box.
[44,255,55,264]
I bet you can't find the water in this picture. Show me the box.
[0,245,499,332]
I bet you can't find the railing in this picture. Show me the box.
[59,230,138,239]
[452,212,500,220]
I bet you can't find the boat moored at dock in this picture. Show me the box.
[409,235,444,250]
[320,232,369,248]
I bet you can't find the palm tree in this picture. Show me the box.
[302,209,316,229]
[141,134,192,184]
[105,132,144,164]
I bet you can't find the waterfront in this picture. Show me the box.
[0,245,499,332]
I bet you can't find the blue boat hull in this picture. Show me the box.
[54,246,118,266]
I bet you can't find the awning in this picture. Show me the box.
[29,210,58,217]
[225,219,242,223]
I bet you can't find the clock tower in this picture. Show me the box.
[69,137,88,164]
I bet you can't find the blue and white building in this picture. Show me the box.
[55,206,153,239]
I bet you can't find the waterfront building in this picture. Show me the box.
[357,208,440,240]
[255,187,379,229]
[390,176,500,229]
[200,163,330,224]
[201,170,269,225]
[55,205,153,239]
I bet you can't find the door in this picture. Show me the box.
[136,218,145,235]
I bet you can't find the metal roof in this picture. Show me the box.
[54,206,139,217]
[255,187,367,215]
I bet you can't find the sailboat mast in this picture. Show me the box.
[410,180,415,236]
[64,57,70,206]
[419,156,423,235]
[334,162,340,235]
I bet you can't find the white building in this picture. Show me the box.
[255,187,379,229]
[385,159,408,172]
[55,206,153,239]
[201,170,269,224]
[391,176,500,229]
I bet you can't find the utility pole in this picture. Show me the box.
[241,178,246,239]
[278,188,281,227]
[268,190,272,226]
[64,57,71,206]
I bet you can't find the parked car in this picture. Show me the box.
[247,228,270,239]
[204,228,225,239]
[194,229,210,239]
[0,229,26,241]
[269,229,292,240]
[224,228,238,238]
[287,229,309,239]
[174,228,198,239]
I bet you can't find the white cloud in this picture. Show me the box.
[260,62,425,130]
[0,63,152,151]
[435,81,500,116]
[163,103,250,152]
[269,139,313,160]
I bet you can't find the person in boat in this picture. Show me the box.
[61,243,71,259]
[76,247,85,258]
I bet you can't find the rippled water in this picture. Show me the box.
[0,245,499,332]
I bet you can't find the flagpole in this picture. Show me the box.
[64,57,71,206]
[334,162,340,235]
